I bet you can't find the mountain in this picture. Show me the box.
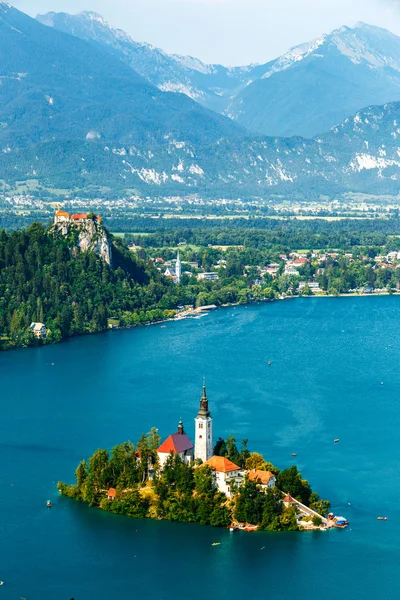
[226,23,400,137]
[36,10,255,114]
[1,3,400,198]
[36,14,400,139]
[0,3,243,148]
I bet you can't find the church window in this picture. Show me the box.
[199,435,202,439]
[199,423,203,429]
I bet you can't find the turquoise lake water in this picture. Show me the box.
[1,296,400,599]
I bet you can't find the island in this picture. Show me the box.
[58,384,344,532]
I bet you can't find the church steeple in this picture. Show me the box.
[194,380,213,462]
[175,251,181,283]
[177,419,184,435]
[198,380,210,417]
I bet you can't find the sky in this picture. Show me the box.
[12,0,400,64]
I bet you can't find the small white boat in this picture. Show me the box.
[334,439,340,443]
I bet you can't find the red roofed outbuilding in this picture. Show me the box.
[107,488,117,501]
[283,493,296,506]
[157,420,194,468]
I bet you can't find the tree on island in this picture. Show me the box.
[212,435,251,468]
[278,466,313,506]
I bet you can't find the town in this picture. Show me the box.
[148,247,400,297]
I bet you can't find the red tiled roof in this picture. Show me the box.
[283,493,296,503]
[203,456,240,473]
[107,488,116,498]
[55,211,70,218]
[71,213,88,220]
[248,469,276,485]
[157,433,194,454]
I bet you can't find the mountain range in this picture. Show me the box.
[37,12,400,138]
[0,2,400,199]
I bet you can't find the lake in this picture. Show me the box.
[1,296,400,599]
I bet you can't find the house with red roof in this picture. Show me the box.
[203,456,243,498]
[157,420,194,468]
[248,469,276,490]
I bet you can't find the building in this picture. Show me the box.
[175,252,181,283]
[284,266,298,276]
[157,420,194,468]
[283,493,296,507]
[247,469,276,490]
[164,252,181,284]
[54,206,101,225]
[106,488,117,501]
[71,213,89,220]
[298,281,321,293]
[54,208,70,223]
[197,272,219,281]
[203,456,242,498]
[30,322,47,339]
[194,383,213,463]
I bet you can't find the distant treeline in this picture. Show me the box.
[117,217,400,251]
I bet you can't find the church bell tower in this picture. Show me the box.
[194,382,213,463]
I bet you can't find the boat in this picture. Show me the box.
[211,542,221,546]
[0,581,4,585]
[46,500,52,507]
[332,516,349,528]
[229,527,238,532]
[291,453,297,456]
[377,517,388,521]
[268,361,272,366]
[334,439,340,443]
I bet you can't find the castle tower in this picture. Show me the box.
[176,252,181,283]
[194,382,213,463]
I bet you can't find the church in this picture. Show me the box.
[164,252,181,283]
[157,382,213,466]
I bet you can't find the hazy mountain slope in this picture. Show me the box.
[2,4,400,198]
[227,23,400,137]
[36,13,400,141]
[0,2,243,152]
[36,10,254,114]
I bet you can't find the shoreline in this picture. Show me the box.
[2,292,397,353]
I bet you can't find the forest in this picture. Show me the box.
[0,222,177,350]
[2,217,400,351]
[58,433,330,531]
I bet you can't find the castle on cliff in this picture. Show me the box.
[54,205,101,224]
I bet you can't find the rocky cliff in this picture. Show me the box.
[52,218,113,267]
